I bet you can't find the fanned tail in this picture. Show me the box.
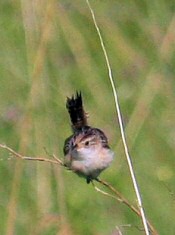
[66,92,88,131]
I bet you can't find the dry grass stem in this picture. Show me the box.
[0,143,158,234]
[86,1,152,235]
[0,144,64,166]
[95,178,158,235]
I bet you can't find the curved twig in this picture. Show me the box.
[94,178,158,235]
[0,143,158,235]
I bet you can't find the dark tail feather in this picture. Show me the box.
[66,92,88,131]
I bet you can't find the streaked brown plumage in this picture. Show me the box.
[64,92,114,183]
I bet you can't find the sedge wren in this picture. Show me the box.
[64,92,114,183]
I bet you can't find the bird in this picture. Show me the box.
[63,92,114,184]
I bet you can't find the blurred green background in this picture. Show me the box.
[0,0,175,234]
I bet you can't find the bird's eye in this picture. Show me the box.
[84,141,90,146]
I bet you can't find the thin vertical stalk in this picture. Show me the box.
[86,1,150,234]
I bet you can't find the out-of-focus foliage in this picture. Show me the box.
[0,0,175,234]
